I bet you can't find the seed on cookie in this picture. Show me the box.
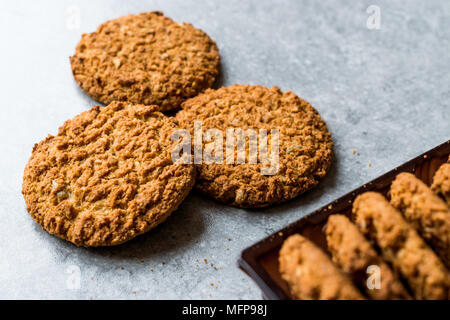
[70,11,220,112]
[176,84,333,208]
[22,101,195,247]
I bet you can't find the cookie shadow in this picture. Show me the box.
[63,193,206,260]
[213,59,227,89]
[183,152,340,220]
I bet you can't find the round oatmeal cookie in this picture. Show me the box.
[70,11,220,112]
[22,102,195,247]
[176,84,333,208]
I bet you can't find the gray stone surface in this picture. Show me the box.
[0,0,449,299]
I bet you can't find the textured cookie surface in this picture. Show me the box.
[325,214,410,300]
[431,162,450,207]
[390,172,450,268]
[70,11,220,111]
[176,85,333,207]
[279,234,364,300]
[353,192,449,300]
[22,102,195,246]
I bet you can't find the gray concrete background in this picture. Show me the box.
[0,0,449,299]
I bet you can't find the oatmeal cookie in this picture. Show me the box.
[431,162,450,207]
[70,11,220,112]
[325,214,410,299]
[279,234,364,300]
[176,85,333,208]
[353,192,449,300]
[390,172,450,268]
[22,102,195,247]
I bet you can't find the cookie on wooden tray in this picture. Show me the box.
[431,162,450,207]
[279,234,364,300]
[176,84,333,208]
[22,102,195,247]
[325,214,411,300]
[390,172,450,268]
[353,192,449,300]
[70,11,220,112]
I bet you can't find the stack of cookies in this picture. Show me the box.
[279,163,450,300]
[22,12,334,247]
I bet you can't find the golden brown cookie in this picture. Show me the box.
[431,163,450,207]
[70,11,220,112]
[22,102,195,247]
[176,85,333,208]
[353,192,449,300]
[279,234,364,300]
[325,214,411,300]
[391,172,450,268]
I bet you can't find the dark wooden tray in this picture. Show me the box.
[238,140,450,300]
